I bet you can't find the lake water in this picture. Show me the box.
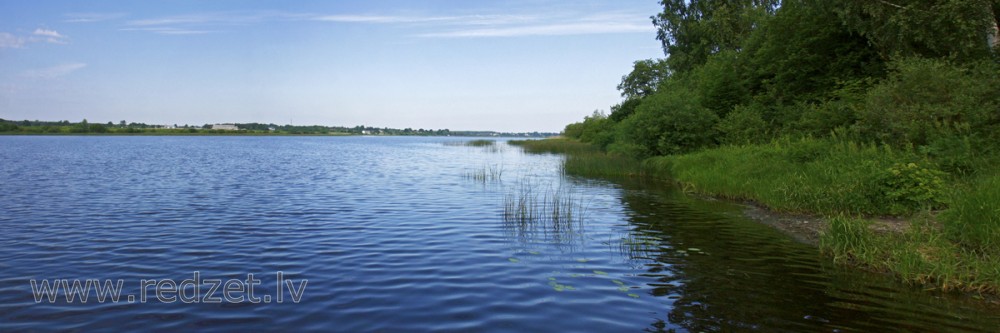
[0,136,998,332]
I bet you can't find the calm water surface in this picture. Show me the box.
[0,136,998,332]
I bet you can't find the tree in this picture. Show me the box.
[835,0,1000,61]
[617,59,671,99]
[652,0,780,73]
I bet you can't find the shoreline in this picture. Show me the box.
[511,138,1000,302]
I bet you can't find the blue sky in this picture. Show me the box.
[0,1,664,132]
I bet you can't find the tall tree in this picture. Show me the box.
[835,0,999,61]
[652,0,780,73]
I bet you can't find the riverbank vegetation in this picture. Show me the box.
[545,0,1000,295]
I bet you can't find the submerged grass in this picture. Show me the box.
[444,139,496,147]
[563,152,647,179]
[502,178,586,227]
[465,164,504,183]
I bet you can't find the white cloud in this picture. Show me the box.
[419,22,652,38]
[314,14,533,26]
[0,32,25,48]
[120,27,215,35]
[22,63,87,79]
[65,12,127,23]
[314,11,652,38]
[33,29,65,38]
[26,28,70,44]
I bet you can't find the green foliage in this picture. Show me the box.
[577,111,616,149]
[617,59,670,99]
[563,122,584,139]
[0,121,19,132]
[836,0,999,61]
[608,98,641,122]
[716,104,769,145]
[653,0,780,73]
[744,0,884,105]
[857,58,1000,147]
[653,137,916,215]
[691,51,748,117]
[620,87,719,157]
[877,162,947,214]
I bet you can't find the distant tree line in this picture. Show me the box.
[0,119,555,137]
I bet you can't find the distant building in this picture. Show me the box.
[212,124,239,130]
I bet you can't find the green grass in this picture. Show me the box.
[821,215,1000,294]
[645,137,931,216]
[509,138,599,155]
[940,173,1000,256]
[509,138,646,179]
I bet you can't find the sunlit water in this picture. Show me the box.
[0,136,997,332]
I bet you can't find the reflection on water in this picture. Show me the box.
[0,136,997,332]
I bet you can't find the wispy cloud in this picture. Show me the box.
[314,14,534,26]
[419,21,651,38]
[1,29,70,48]
[65,12,127,23]
[123,11,312,35]
[0,32,25,48]
[22,63,87,79]
[316,11,653,38]
[120,27,216,35]
[32,28,70,44]
[119,9,653,38]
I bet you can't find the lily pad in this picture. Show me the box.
[627,293,640,298]
[508,257,520,263]
[593,270,608,275]
[576,258,589,263]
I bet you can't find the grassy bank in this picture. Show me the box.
[509,139,647,179]
[513,137,1000,296]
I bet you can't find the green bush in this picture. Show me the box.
[857,58,1000,147]
[577,111,616,150]
[620,88,719,157]
[876,162,947,215]
[562,122,584,139]
[716,104,769,145]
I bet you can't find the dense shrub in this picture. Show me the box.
[716,104,769,145]
[876,162,947,215]
[620,88,718,157]
[857,58,1000,148]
